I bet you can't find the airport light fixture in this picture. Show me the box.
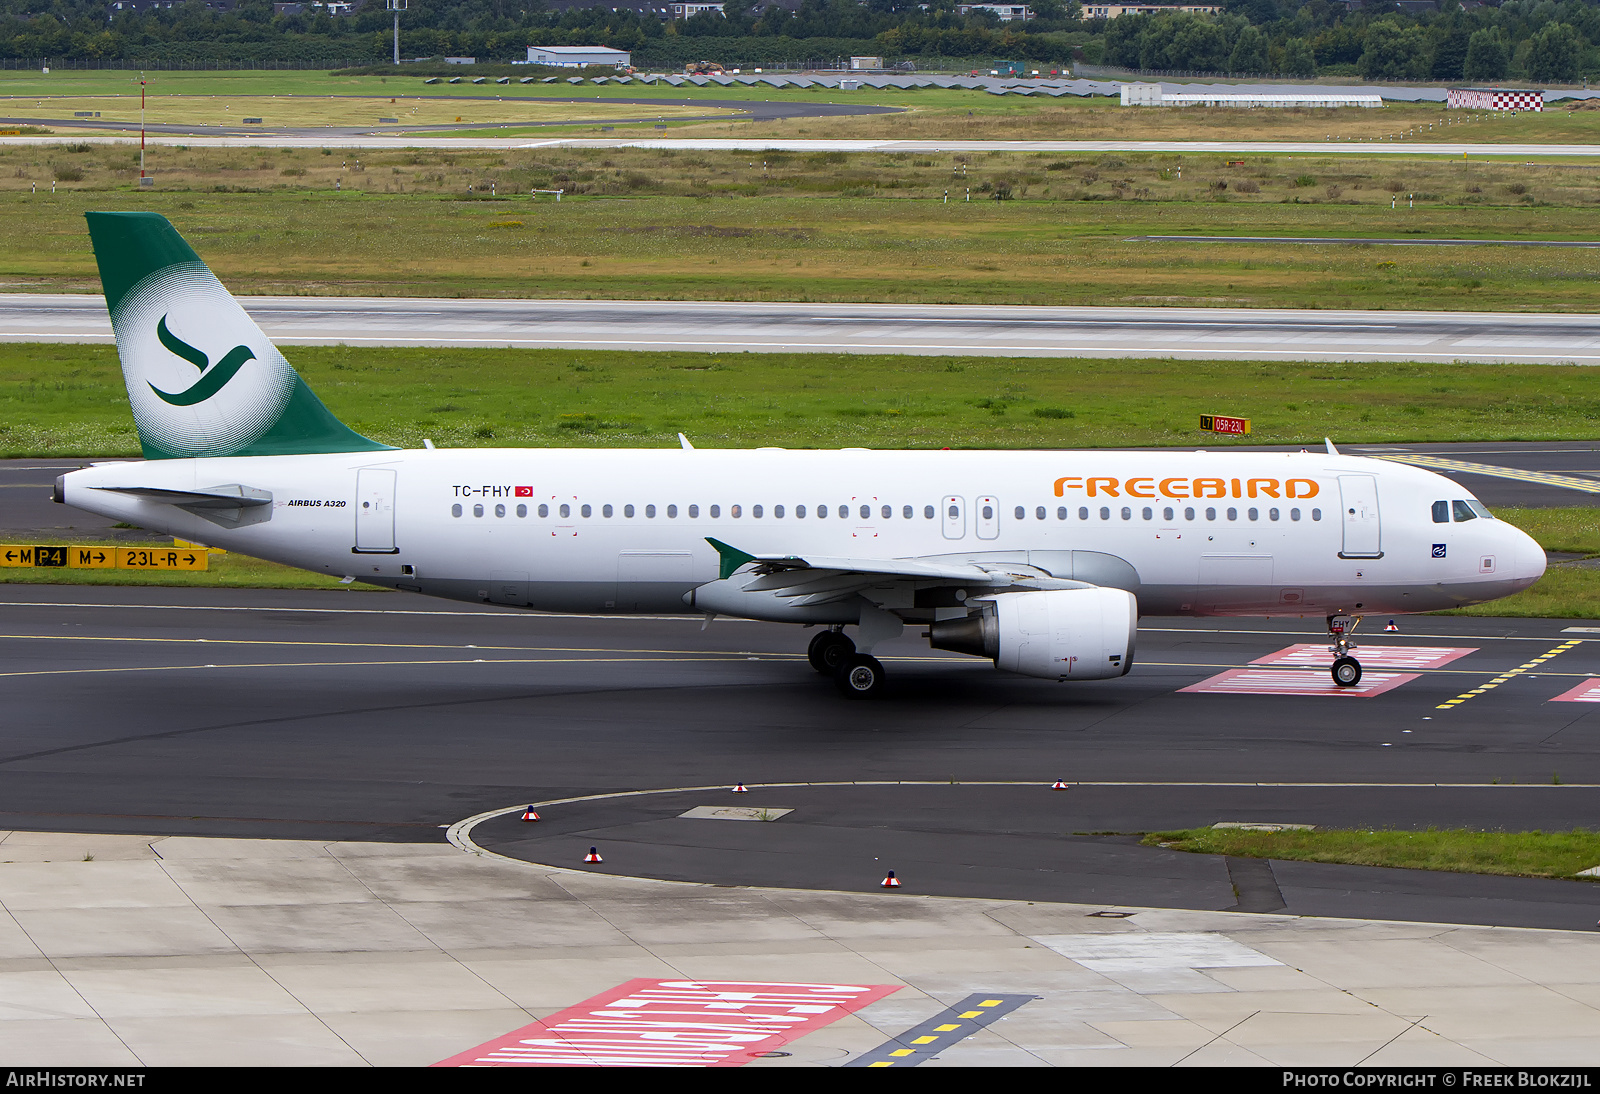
[388,0,407,67]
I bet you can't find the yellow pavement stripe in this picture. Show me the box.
[1375,454,1600,493]
[0,656,756,680]
[1436,639,1584,711]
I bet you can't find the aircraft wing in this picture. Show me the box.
[704,538,1082,608]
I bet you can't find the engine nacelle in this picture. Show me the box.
[929,588,1137,681]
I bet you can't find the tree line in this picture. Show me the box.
[2,0,1597,81]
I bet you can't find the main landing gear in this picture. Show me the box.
[807,628,886,699]
[1328,614,1363,688]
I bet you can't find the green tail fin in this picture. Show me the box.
[85,211,392,460]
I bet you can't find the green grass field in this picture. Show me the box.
[1145,826,1600,882]
[14,344,1600,456]
[10,68,1600,144]
[4,175,1600,310]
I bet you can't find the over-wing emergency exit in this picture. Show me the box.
[55,213,1545,697]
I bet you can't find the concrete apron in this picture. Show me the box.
[0,830,1593,1067]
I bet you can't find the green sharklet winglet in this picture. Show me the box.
[706,538,757,581]
[85,211,393,460]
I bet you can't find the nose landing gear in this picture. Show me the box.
[1328,614,1363,687]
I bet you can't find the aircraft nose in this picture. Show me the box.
[1507,523,1546,588]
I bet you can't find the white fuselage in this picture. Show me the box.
[59,447,1545,621]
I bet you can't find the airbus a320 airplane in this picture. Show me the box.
[55,213,1546,697]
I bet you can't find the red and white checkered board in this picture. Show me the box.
[1549,678,1600,703]
[1180,668,1421,697]
[1250,644,1476,671]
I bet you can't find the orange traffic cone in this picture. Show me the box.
[584,847,603,864]
[1385,619,1399,632]
[520,807,540,822]
[1051,780,1069,790]
[732,783,749,793]
[881,870,901,889]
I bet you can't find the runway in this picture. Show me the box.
[8,134,1600,156]
[10,294,1600,364]
[1,585,1598,930]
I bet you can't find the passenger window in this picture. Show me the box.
[602,504,613,518]
[774,505,784,518]
[819,505,828,518]
[1036,506,1046,520]
[581,504,592,518]
[1226,507,1236,521]
[624,504,635,518]
[903,505,913,519]
[538,503,549,518]
[860,505,870,520]
[688,504,699,518]
[1184,507,1195,520]
[1079,507,1089,520]
[473,504,484,517]
[983,504,994,520]
[1163,507,1173,521]
[948,504,959,519]
[1205,507,1216,521]
[1312,508,1322,521]
[1452,500,1477,522]
[1432,500,1450,524]
[1057,507,1068,520]
[451,503,462,518]
[1290,508,1301,521]
[1268,507,1278,521]
[753,505,763,518]
[880,505,890,520]
[1099,507,1110,520]
[1013,506,1024,520]
[797,505,807,518]
[1120,507,1131,520]
[731,504,742,518]
[924,505,935,519]
[646,504,656,518]
[559,503,570,518]
[1141,507,1152,520]
[495,504,506,518]
[517,504,527,518]
[667,504,677,518]
[710,505,721,518]
[1247,507,1257,521]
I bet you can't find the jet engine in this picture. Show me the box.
[929,587,1137,681]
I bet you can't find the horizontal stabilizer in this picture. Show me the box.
[92,483,273,528]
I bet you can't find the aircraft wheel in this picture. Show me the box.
[834,654,886,699]
[1332,656,1362,688]
[808,631,855,674]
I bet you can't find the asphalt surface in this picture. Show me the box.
[11,134,1600,156]
[11,295,1600,364]
[0,585,1597,931]
[0,97,899,138]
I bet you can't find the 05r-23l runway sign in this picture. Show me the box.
[0,545,208,571]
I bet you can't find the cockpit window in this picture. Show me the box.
[1432,500,1449,524]
[1467,500,1493,520]
[1452,500,1478,522]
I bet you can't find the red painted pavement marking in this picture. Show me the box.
[1250,643,1478,671]
[433,979,900,1067]
[1179,668,1421,697]
[1549,678,1600,703]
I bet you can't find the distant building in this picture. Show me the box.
[671,2,724,16]
[849,56,883,70]
[443,57,476,65]
[1082,3,1220,16]
[526,46,633,68]
[957,3,1033,19]
[1447,87,1543,112]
